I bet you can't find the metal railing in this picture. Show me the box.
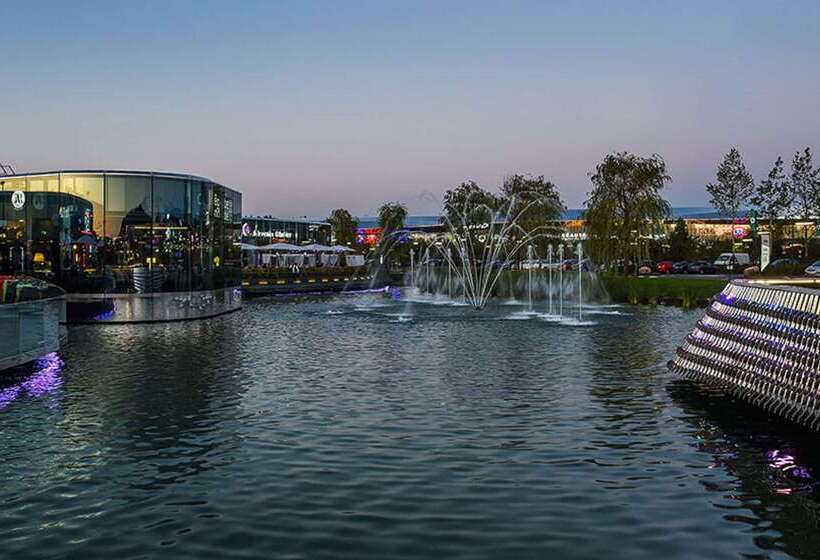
[0,296,66,371]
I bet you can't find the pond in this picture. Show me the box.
[1,293,819,559]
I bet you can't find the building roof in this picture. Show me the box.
[0,169,237,190]
[244,215,330,226]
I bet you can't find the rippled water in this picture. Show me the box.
[2,293,820,559]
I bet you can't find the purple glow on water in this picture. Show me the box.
[0,352,64,410]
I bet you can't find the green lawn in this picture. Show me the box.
[601,274,727,308]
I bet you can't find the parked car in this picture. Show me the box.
[714,253,751,272]
[765,258,801,275]
[656,260,674,274]
[805,261,820,276]
[688,261,717,274]
[559,259,576,272]
[671,261,689,274]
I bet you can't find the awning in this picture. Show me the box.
[258,243,303,252]
[300,243,334,252]
[330,245,355,253]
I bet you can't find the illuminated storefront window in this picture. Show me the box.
[0,171,241,294]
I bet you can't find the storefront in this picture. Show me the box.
[241,216,331,247]
[0,170,243,322]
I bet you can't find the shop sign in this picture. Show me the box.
[11,190,25,210]
[760,232,771,270]
[732,224,750,239]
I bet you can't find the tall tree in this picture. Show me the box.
[441,181,500,227]
[706,147,755,219]
[499,174,565,253]
[377,202,408,235]
[583,152,672,273]
[751,156,791,252]
[790,147,820,219]
[326,208,358,246]
[668,218,694,261]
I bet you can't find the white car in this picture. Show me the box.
[805,261,820,276]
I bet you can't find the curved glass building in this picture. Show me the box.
[0,170,242,322]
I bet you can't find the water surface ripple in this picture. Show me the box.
[2,294,819,559]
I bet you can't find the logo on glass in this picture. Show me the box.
[11,190,25,210]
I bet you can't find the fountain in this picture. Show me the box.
[371,191,606,315]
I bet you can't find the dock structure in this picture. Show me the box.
[669,279,820,429]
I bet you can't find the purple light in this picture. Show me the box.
[0,352,64,410]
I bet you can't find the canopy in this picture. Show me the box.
[300,243,334,252]
[330,245,355,253]
[258,243,302,252]
[239,242,261,251]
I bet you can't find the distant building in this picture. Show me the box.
[241,216,331,246]
[0,170,242,322]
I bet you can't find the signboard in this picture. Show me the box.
[732,223,750,239]
[356,227,383,246]
[748,210,758,236]
[760,232,771,271]
[11,190,25,210]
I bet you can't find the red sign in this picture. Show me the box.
[732,224,750,239]
[356,227,383,246]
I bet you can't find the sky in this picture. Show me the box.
[1,1,818,218]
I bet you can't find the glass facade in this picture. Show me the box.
[241,217,331,246]
[0,171,242,294]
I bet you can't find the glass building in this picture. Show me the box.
[241,216,331,246]
[0,170,242,322]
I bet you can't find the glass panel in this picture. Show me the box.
[104,175,153,293]
[152,177,190,292]
[190,181,213,290]
[57,174,107,292]
[26,175,59,193]
[0,190,27,273]
[0,177,26,192]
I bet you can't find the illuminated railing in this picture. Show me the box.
[0,296,66,371]
[668,280,820,429]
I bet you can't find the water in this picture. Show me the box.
[2,294,820,559]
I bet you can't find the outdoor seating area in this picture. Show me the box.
[240,243,365,270]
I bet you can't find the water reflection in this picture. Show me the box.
[0,352,64,409]
[4,296,820,559]
[669,380,820,557]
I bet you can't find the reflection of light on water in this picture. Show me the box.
[0,352,64,409]
[767,450,812,480]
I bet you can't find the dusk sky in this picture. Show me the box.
[2,1,818,218]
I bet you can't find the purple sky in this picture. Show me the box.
[1,1,818,218]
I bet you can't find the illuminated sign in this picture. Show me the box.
[11,190,25,210]
[732,221,750,239]
[356,227,383,246]
[243,222,293,239]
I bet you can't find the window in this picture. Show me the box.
[104,175,153,292]
[152,177,190,292]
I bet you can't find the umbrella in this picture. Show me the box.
[330,245,355,253]
[300,243,334,252]
[259,243,302,252]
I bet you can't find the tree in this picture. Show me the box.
[498,174,565,254]
[326,208,358,246]
[583,152,672,273]
[751,156,790,254]
[790,147,820,220]
[668,218,694,261]
[377,202,408,235]
[706,147,755,219]
[441,181,500,227]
